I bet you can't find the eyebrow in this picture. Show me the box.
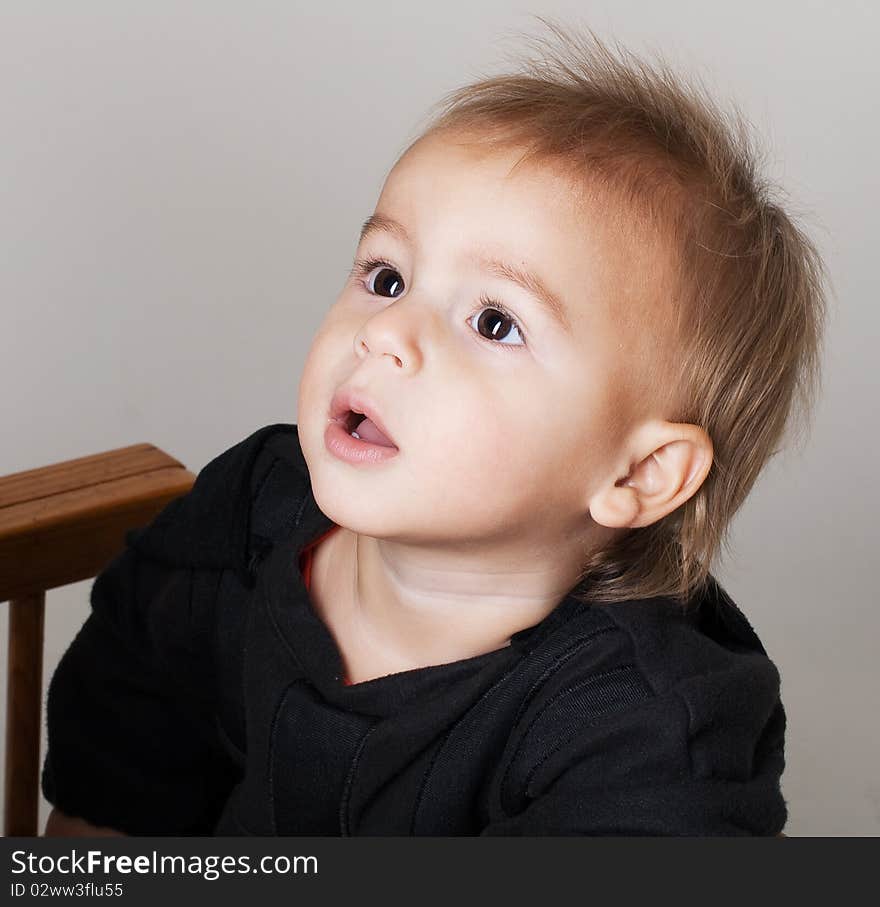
[358,213,572,333]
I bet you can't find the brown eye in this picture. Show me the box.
[367,265,405,298]
[473,308,519,344]
[469,299,526,348]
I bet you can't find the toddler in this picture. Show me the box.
[42,23,826,836]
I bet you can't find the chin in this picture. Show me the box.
[307,475,381,534]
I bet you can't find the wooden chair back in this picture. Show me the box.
[0,444,194,836]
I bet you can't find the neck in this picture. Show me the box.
[337,524,603,669]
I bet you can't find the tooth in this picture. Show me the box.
[351,431,361,439]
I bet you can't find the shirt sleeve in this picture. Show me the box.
[41,424,298,834]
[40,545,241,835]
[38,427,294,835]
[480,681,788,837]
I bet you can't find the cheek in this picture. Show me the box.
[413,388,543,487]
[296,337,327,416]
[409,412,561,534]
[298,316,349,397]
[296,329,352,454]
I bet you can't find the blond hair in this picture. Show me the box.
[401,17,829,606]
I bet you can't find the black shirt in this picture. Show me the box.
[41,424,788,835]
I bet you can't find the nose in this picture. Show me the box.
[354,296,433,372]
[356,336,403,367]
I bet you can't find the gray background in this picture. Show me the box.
[1,1,876,836]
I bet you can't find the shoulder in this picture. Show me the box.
[580,575,780,687]
[125,423,309,582]
[497,580,786,828]
[586,577,784,753]
[513,575,781,705]
[530,575,784,739]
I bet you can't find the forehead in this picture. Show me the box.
[381,139,588,324]
[379,134,593,258]
[374,133,672,344]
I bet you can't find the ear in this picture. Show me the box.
[588,421,713,530]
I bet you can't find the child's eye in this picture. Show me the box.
[351,257,527,350]
[468,298,526,349]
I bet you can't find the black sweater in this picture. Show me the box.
[41,424,788,835]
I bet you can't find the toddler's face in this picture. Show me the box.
[297,132,667,553]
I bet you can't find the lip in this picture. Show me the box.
[328,387,399,449]
[324,420,400,465]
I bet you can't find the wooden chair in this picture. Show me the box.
[0,444,195,836]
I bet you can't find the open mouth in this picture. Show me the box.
[343,411,362,434]
[341,409,397,448]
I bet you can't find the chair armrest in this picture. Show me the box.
[0,443,195,603]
